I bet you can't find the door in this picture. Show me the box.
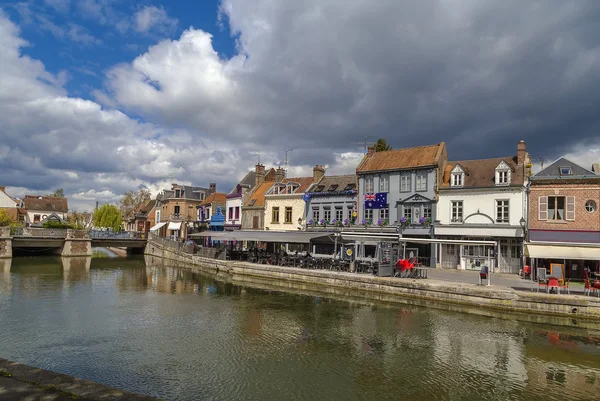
[252,216,259,229]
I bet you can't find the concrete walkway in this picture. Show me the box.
[426,269,589,295]
[0,376,95,401]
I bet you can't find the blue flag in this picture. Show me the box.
[364,192,387,209]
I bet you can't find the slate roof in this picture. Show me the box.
[23,195,68,212]
[228,170,257,196]
[160,185,209,200]
[440,156,525,189]
[201,192,227,206]
[307,174,356,193]
[357,143,446,173]
[532,157,599,179]
[244,181,274,208]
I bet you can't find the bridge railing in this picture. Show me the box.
[11,228,68,238]
[89,230,148,240]
[148,232,194,254]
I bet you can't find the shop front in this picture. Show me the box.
[525,242,600,281]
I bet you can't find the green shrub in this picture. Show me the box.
[42,220,74,229]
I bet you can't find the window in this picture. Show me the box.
[248,199,257,206]
[329,185,338,191]
[175,189,181,198]
[451,201,463,222]
[286,183,299,194]
[323,208,331,221]
[235,207,240,219]
[364,176,374,193]
[379,175,389,192]
[496,200,509,223]
[451,173,463,187]
[416,174,427,191]
[364,209,373,220]
[347,207,354,221]
[285,207,293,223]
[511,245,521,258]
[174,205,180,215]
[344,183,356,190]
[403,206,412,220]
[585,200,597,213]
[312,208,320,221]
[548,196,565,220]
[496,171,509,185]
[335,207,343,221]
[446,244,456,255]
[272,207,280,223]
[559,167,572,176]
[400,175,411,192]
[34,214,40,223]
[228,207,233,219]
[423,204,432,219]
[380,207,389,221]
[315,185,325,192]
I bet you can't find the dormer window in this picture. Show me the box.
[495,161,511,186]
[328,184,338,192]
[450,165,464,187]
[315,185,325,192]
[559,167,572,176]
[286,182,300,194]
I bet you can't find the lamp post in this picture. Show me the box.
[519,217,527,274]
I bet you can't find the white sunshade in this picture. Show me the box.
[149,222,166,231]
[168,222,182,231]
[525,243,600,260]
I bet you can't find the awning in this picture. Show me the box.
[525,243,600,260]
[149,222,166,231]
[190,230,332,243]
[168,222,182,231]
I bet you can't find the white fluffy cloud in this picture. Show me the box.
[133,5,178,34]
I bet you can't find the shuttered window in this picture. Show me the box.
[566,196,575,221]
[538,196,548,220]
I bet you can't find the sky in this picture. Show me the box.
[1,0,600,212]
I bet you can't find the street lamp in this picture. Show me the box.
[519,217,527,239]
[519,217,527,275]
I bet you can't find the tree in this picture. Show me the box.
[374,138,392,152]
[48,188,64,197]
[0,210,13,227]
[93,204,122,231]
[120,189,151,220]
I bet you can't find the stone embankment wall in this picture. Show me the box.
[0,227,11,258]
[145,239,600,322]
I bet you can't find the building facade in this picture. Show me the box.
[526,158,600,280]
[22,195,68,226]
[224,170,256,231]
[154,183,211,239]
[303,174,357,230]
[241,164,276,230]
[435,141,531,273]
[356,143,448,266]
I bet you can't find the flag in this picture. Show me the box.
[365,192,387,209]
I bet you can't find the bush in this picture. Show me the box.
[0,210,13,227]
[42,220,74,229]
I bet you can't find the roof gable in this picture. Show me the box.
[201,192,227,205]
[357,143,445,173]
[451,164,464,174]
[533,157,597,178]
[495,160,512,171]
[440,156,525,189]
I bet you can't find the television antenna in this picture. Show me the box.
[351,136,375,154]
[284,149,293,172]
[536,157,545,170]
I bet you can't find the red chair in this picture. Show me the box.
[584,279,599,297]
[559,278,571,295]
[547,277,560,294]
[395,259,415,278]
[523,265,531,279]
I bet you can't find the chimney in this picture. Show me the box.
[592,163,600,174]
[209,183,216,193]
[367,146,375,155]
[517,140,527,165]
[95,201,99,211]
[274,167,285,183]
[255,163,265,187]
[313,165,325,183]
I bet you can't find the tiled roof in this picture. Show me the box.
[244,181,274,207]
[307,174,356,193]
[201,192,227,206]
[140,199,156,212]
[23,195,68,212]
[532,157,599,179]
[357,143,446,173]
[440,157,525,189]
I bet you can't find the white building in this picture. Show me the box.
[0,186,18,208]
[22,195,68,226]
[434,141,531,273]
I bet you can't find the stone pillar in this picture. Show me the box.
[61,229,92,257]
[0,227,12,259]
[61,256,91,281]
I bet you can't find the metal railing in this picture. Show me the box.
[11,228,68,238]
[90,230,147,239]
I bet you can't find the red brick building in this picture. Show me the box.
[526,158,600,280]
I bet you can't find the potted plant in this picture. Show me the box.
[419,217,431,227]
[319,219,327,228]
[343,218,350,227]
[400,216,411,228]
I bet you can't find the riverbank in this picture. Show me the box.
[145,240,600,325]
[0,358,160,401]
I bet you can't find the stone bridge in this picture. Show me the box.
[0,227,147,258]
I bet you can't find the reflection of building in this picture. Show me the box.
[526,158,600,280]
[435,141,530,273]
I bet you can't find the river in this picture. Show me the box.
[1,255,599,401]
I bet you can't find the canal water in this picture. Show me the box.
[1,255,600,401]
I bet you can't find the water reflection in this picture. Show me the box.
[0,256,599,401]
